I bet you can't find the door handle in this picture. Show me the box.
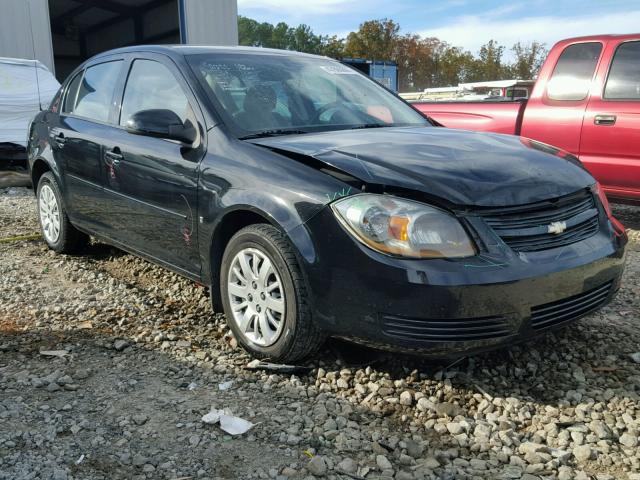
[594,114,616,126]
[51,132,66,148]
[105,149,124,165]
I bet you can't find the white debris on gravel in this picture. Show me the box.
[219,413,255,435]
[1,187,640,479]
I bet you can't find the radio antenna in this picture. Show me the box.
[26,1,43,111]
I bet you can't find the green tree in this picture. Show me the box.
[271,22,292,50]
[238,15,551,91]
[289,24,322,54]
[510,41,548,79]
[468,40,508,81]
[436,44,477,85]
[344,19,400,60]
[238,16,276,47]
[320,35,345,59]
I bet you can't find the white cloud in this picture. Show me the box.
[421,10,640,56]
[238,0,361,16]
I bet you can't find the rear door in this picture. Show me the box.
[580,39,640,202]
[102,54,205,277]
[521,41,604,154]
[51,58,124,231]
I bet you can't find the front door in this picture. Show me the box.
[580,39,640,202]
[102,56,205,277]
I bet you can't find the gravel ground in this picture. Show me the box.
[1,186,639,480]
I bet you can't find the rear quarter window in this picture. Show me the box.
[62,71,82,114]
[604,41,640,100]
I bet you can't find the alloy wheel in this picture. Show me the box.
[227,247,286,347]
[39,184,60,243]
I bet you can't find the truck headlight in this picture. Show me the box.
[331,194,476,258]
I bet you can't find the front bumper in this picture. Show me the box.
[297,207,628,357]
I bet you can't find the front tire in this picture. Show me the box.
[220,224,324,362]
[37,172,88,253]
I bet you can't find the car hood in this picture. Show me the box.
[248,127,595,207]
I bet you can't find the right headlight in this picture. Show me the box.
[331,193,476,259]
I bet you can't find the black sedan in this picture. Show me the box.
[28,46,627,362]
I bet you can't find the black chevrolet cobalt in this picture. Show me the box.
[28,46,627,361]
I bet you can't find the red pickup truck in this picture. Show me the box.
[412,34,640,205]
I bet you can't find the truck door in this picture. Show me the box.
[521,41,603,155]
[579,39,640,203]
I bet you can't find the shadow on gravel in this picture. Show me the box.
[612,202,640,231]
[323,316,639,407]
[82,241,128,260]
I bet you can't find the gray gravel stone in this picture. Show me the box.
[376,454,393,470]
[307,456,327,477]
[619,432,638,448]
[573,445,593,463]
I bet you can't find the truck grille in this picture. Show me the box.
[530,281,612,330]
[478,190,599,252]
[382,315,512,342]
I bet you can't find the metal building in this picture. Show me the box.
[0,0,238,80]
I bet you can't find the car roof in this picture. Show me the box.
[93,44,329,61]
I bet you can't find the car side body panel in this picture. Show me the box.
[197,127,353,285]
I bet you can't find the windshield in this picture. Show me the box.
[187,53,429,138]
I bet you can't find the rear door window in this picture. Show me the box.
[604,41,640,100]
[73,60,123,123]
[547,42,602,101]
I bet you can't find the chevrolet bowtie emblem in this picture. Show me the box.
[548,221,567,234]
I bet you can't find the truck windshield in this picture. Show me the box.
[187,53,429,138]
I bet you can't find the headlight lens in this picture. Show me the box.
[331,194,476,258]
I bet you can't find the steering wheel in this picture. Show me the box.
[311,101,357,124]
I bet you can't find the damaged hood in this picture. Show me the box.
[248,127,595,207]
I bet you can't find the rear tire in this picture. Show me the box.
[37,172,88,254]
[220,224,324,362]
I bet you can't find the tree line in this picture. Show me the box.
[238,16,548,92]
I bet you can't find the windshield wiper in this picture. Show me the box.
[239,129,309,140]
[349,123,388,130]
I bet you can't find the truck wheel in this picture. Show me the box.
[37,172,88,253]
[220,224,325,362]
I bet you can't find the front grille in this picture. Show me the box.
[382,315,512,342]
[531,281,613,330]
[478,190,600,252]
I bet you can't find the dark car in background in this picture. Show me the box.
[28,46,627,361]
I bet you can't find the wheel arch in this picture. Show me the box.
[206,204,319,313]
[207,207,274,312]
[30,158,53,192]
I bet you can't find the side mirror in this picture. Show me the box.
[125,109,197,144]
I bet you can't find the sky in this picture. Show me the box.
[237,0,640,57]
